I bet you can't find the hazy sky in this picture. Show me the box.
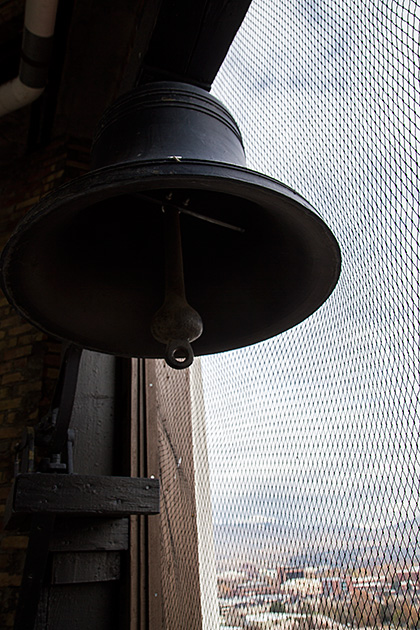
[196,0,420,543]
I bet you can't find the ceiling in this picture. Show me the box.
[0,0,251,166]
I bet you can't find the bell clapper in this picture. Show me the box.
[151,200,203,369]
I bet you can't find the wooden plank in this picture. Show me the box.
[5,473,160,523]
[39,583,120,630]
[13,514,55,630]
[130,359,140,630]
[144,360,163,630]
[50,517,129,552]
[148,359,203,629]
[69,352,117,476]
[51,551,121,585]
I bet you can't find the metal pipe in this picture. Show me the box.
[0,0,59,117]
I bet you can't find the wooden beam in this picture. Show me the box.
[50,517,129,552]
[4,473,160,528]
[137,0,252,89]
[13,514,55,630]
[51,551,121,585]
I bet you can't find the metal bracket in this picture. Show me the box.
[35,344,82,455]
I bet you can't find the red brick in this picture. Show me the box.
[46,368,59,380]
[44,169,65,182]
[0,139,87,620]
[5,612,17,627]
[15,196,40,210]
[44,354,61,367]
[0,399,21,411]
[1,373,23,385]
[16,382,40,395]
[0,363,13,376]
[0,573,22,587]
[0,316,21,329]
[18,334,42,347]
[11,359,27,370]
[0,486,11,499]
[1,536,28,550]
[3,346,32,361]
[8,324,33,337]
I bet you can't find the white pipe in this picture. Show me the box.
[0,0,59,118]
[0,78,44,116]
[25,0,58,37]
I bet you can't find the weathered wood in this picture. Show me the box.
[130,359,140,630]
[51,551,121,585]
[69,352,117,476]
[4,473,160,527]
[50,517,129,552]
[13,514,56,630]
[148,359,203,629]
[144,360,163,630]
[37,583,121,630]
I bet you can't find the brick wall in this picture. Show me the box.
[0,139,90,627]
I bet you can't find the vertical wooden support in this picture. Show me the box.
[143,361,163,629]
[129,359,140,630]
[189,360,219,629]
[131,358,218,629]
[130,359,163,630]
[148,360,203,629]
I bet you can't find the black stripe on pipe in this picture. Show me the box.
[19,28,54,88]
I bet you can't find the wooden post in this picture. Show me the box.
[146,359,203,629]
[130,358,219,629]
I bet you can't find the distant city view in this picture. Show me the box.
[209,479,420,628]
[216,560,420,629]
[202,0,419,628]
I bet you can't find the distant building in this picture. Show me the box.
[321,577,349,598]
[277,566,305,585]
[281,578,322,599]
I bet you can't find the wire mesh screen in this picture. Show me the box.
[151,0,418,628]
[189,0,419,627]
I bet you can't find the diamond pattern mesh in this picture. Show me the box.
[190,0,420,627]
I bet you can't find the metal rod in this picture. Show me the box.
[136,192,245,233]
[162,205,186,299]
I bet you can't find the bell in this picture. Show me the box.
[0,81,340,368]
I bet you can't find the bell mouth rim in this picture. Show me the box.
[2,157,337,237]
[1,159,341,359]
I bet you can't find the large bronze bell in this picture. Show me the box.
[0,81,340,368]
